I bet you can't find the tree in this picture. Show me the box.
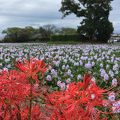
[2,27,22,42]
[2,27,36,42]
[59,27,77,35]
[60,0,114,43]
[43,24,58,37]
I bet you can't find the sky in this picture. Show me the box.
[0,0,120,37]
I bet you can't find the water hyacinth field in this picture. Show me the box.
[0,43,120,87]
[0,43,120,119]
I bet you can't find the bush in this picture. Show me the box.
[50,34,91,43]
[50,34,109,43]
[51,34,79,41]
[34,37,50,42]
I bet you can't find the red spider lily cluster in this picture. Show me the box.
[46,74,117,120]
[0,58,119,120]
[0,58,47,120]
[15,58,47,83]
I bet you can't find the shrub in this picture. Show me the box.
[50,34,79,42]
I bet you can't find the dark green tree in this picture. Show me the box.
[60,27,77,35]
[2,27,22,42]
[2,27,36,43]
[43,24,58,37]
[60,0,114,43]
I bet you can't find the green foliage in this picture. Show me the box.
[43,24,58,37]
[59,27,77,35]
[50,34,80,42]
[2,25,58,43]
[2,27,36,43]
[60,0,114,43]
[50,34,89,42]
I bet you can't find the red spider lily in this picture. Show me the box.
[15,58,47,83]
[83,74,91,90]
[0,70,30,105]
[20,106,49,120]
[0,69,42,120]
[46,74,113,120]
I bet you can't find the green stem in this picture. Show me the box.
[8,105,12,120]
[28,84,33,120]
[4,105,8,119]
[16,104,21,120]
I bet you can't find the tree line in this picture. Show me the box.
[1,25,77,43]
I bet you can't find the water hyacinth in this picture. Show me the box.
[85,62,92,69]
[66,78,71,84]
[77,74,82,80]
[104,73,109,81]
[112,78,118,87]
[67,69,72,75]
[108,92,116,102]
[112,100,120,113]
[46,75,52,81]
[51,69,57,78]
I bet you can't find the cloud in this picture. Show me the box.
[0,0,120,34]
[109,0,120,33]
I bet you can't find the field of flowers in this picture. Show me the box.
[0,43,120,119]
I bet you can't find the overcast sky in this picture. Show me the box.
[0,0,120,36]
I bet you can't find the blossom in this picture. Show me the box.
[74,62,79,66]
[91,61,95,66]
[85,62,92,69]
[79,60,83,66]
[59,82,66,90]
[62,65,66,70]
[0,70,30,105]
[109,70,114,78]
[77,74,82,80]
[103,74,109,81]
[46,74,110,120]
[112,100,120,113]
[57,80,62,86]
[108,92,115,102]
[112,78,117,87]
[66,78,71,84]
[16,58,47,83]
[67,69,72,76]
[46,75,52,81]
[100,63,103,68]
[66,65,69,69]
[51,69,57,78]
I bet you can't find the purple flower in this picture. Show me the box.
[85,62,92,69]
[59,82,66,90]
[112,100,120,113]
[112,78,117,87]
[91,61,95,66]
[67,69,72,76]
[46,75,52,81]
[108,92,115,102]
[79,60,83,66]
[66,78,71,84]
[77,74,82,80]
[57,80,61,86]
[104,73,109,81]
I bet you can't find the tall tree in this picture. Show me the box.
[60,0,114,43]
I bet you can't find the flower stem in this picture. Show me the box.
[28,84,33,120]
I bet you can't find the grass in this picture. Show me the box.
[47,41,81,45]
